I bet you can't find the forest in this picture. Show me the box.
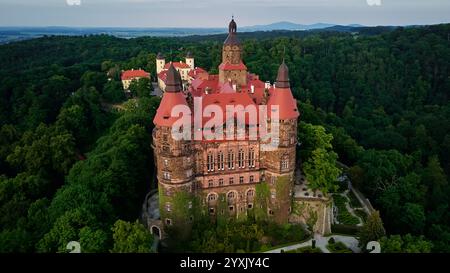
[0,23,449,252]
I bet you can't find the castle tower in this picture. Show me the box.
[156,52,165,75]
[219,18,247,86]
[153,64,195,237]
[261,61,299,224]
[185,51,195,70]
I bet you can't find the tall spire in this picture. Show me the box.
[224,17,240,45]
[275,60,290,89]
[165,64,182,93]
[229,16,237,34]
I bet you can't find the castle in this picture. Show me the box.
[149,19,331,239]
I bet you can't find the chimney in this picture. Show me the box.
[265,81,271,89]
[251,85,255,94]
[232,84,237,91]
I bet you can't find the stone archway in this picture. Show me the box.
[151,225,162,239]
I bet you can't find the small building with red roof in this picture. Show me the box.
[156,52,197,92]
[121,69,150,90]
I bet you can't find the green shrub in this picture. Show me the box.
[348,191,362,208]
[327,241,353,253]
[286,246,323,253]
[331,224,361,235]
[354,209,368,222]
[328,237,335,244]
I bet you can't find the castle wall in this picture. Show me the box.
[289,197,332,235]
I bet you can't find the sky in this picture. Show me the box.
[0,0,449,28]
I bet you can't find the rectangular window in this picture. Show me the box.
[229,177,234,185]
[208,180,214,188]
[271,190,276,199]
[238,149,245,168]
[219,179,224,186]
[228,150,235,169]
[239,176,244,184]
[207,152,214,172]
[217,152,224,170]
[248,149,255,168]
[163,172,171,180]
[250,175,254,183]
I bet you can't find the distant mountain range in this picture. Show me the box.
[241,21,365,32]
[0,21,384,44]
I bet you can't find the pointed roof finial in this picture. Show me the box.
[165,63,182,93]
[229,16,237,34]
[275,60,290,89]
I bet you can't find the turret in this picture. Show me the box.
[156,52,165,75]
[185,51,195,70]
[153,64,195,237]
[261,60,299,224]
[219,17,247,86]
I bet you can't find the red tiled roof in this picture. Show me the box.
[153,92,190,127]
[219,82,235,93]
[188,67,207,78]
[164,62,191,69]
[219,62,247,71]
[267,87,299,120]
[121,69,150,81]
[158,70,168,82]
[201,93,258,126]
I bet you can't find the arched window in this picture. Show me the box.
[208,193,217,201]
[247,189,255,198]
[227,191,236,200]
[238,149,245,168]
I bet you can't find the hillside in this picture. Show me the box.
[0,23,449,252]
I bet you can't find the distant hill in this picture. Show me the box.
[0,22,397,44]
[241,21,365,32]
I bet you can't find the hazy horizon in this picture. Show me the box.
[0,0,449,28]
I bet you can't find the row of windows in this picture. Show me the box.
[207,190,255,202]
[207,149,256,172]
[209,204,253,215]
[207,175,255,188]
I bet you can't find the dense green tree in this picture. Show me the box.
[111,220,154,253]
[303,148,341,194]
[129,78,153,98]
[380,234,432,253]
[102,80,126,103]
[358,211,386,249]
[81,71,107,91]
[6,124,76,176]
[297,122,333,162]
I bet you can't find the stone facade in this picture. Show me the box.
[151,19,330,238]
